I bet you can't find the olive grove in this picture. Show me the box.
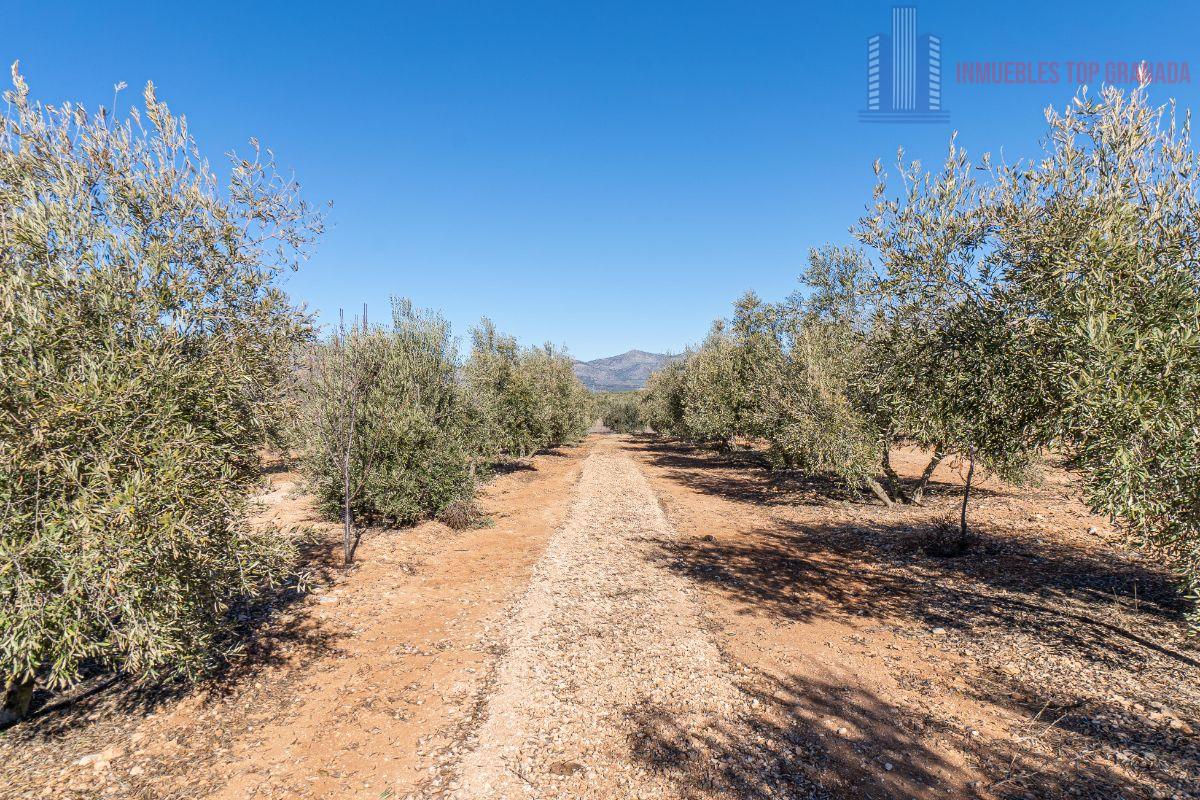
[645,85,1200,592]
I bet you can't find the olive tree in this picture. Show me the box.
[856,142,1041,546]
[295,310,383,566]
[0,67,321,720]
[297,299,481,547]
[643,271,884,499]
[523,343,592,448]
[641,357,688,435]
[676,323,752,449]
[597,391,646,433]
[362,300,481,525]
[463,320,590,457]
[991,85,1200,605]
[723,257,889,501]
[859,83,1200,568]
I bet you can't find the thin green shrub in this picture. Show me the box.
[296,299,481,547]
[596,392,645,433]
[463,319,590,457]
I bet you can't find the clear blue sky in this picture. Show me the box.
[8,1,1200,359]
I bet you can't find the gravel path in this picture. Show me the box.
[436,440,788,799]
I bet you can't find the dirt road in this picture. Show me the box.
[436,437,800,799]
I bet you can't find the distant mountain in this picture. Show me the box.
[573,350,680,392]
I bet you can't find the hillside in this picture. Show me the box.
[572,349,679,392]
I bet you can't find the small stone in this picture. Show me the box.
[548,761,584,776]
[931,627,946,635]
[884,762,894,771]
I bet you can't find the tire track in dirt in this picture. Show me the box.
[432,437,818,799]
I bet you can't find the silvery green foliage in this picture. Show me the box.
[992,87,1200,612]
[641,358,688,435]
[863,84,1200,599]
[0,65,321,705]
[463,319,591,458]
[297,309,589,552]
[856,142,1042,488]
[676,323,749,448]
[596,391,645,433]
[754,249,882,483]
[296,299,481,534]
[642,273,880,489]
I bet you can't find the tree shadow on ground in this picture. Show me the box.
[647,519,1190,641]
[626,672,965,799]
[642,522,1200,795]
[627,669,1171,800]
[487,459,537,476]
[637,438,1007,508]
[629,439,1200,799]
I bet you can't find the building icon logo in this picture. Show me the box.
[860,6,949,123]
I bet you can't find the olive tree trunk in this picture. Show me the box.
[865,477,895,507]
[1,677,34,725]
[880,440,911,504]
[955,446,977,550]
[912,444,946,505]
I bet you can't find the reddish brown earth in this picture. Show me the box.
[2,434,1198,800]
[627,437,1200,800]
[0,444,587,800]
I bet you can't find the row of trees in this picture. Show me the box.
[0,70,589,723]
[595,391,647,434]
[645,85,1200,609]
[295,302,591,564]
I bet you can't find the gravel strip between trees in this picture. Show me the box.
[435,441,805,799]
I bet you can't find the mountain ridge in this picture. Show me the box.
[572,349,680,392]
